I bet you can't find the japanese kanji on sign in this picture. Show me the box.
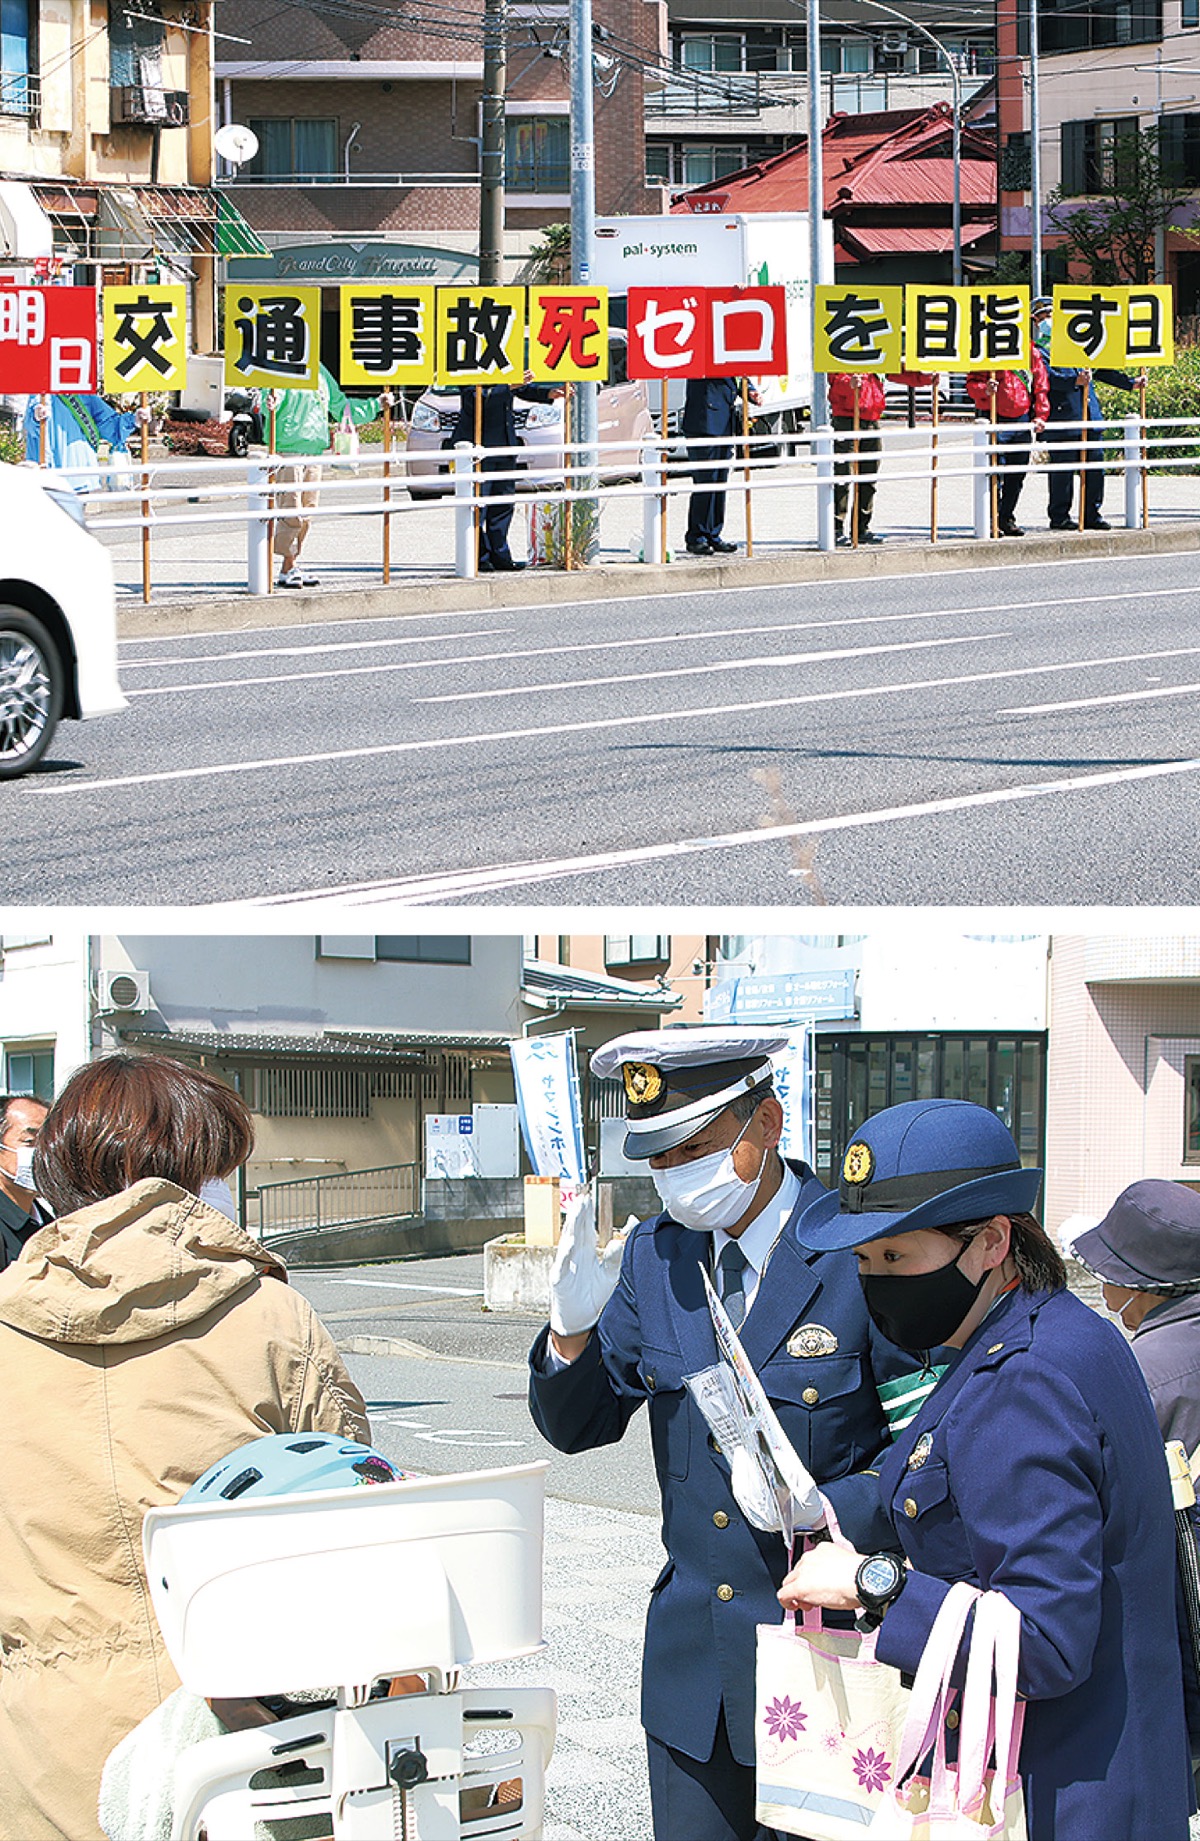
[0,286,97,392]
[905,287,1029,371]
[527,288,609,382]
[102,284,188,392]
[224,285,322,390]
[434,287,525,385]
[339,284,435,386]
[813,286,903,373]
[1049,285,1174,369]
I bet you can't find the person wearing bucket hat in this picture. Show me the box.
[778,1098,1193,1841]
[528,1029,934,1841]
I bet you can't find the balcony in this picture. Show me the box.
[219,169,479,188]
[0,69,39,124]
[111,86,190,127]
[645,66,992,132]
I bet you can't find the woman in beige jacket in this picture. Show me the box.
[0,1054,369,1841]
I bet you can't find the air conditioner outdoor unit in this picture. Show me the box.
[880,31,908,52]
[112,86,188,126]
[95,969,152,1013]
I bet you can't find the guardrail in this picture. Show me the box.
[253,1162,420,1240]
[35,408,1200,601]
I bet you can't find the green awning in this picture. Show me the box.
[216,194,270,259]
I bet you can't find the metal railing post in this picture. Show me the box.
[641,440,662,564]
[814,425,835,552]
[1123,414,1142,530]
[972,423,991,540]
[453,441,477,578]
[246,465,270,595]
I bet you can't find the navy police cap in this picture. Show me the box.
[797,1098,1043,1250]
[1073,1180,1200,1292]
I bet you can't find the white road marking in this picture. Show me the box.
[332,1277,484,1296]
[999,680,1200,717]
[418,633,1010,704]
[413,1430,525,1448]
[119,628,507,669]
[242,751,1200,906]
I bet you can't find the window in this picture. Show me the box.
[1025,0,1161,56]
[1185,1057,1200,1161]
[679,33,745,72]
[1,0,33,115]
[680,143,748,187]
[4,1047,53,1103]
[605,935,670,969]
[108,0,164,88]
[375,937,472,965]
[1060,117,1140,194]
[1001,132,1032,191]
[1159,113,1200,182]
[1186,0,1199,27]
[505,117,569,193]
[814,1033,1047,1188]
[246,118,337,180]
[646,142,671,185]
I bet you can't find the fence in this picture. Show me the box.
[253,1161,420,1240]
[37,405,1200,602]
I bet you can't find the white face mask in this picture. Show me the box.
[651,1117,768,1233]
[198,1177,237,1222]
[12,1147,36,1192]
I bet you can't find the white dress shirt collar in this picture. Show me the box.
[712,1158,801,1315]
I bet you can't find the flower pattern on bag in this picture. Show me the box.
[852,1746,892,1794]
[763,1695,807,1743]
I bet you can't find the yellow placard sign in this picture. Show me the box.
[224,285,322,390]
[103,284,188,392]
[339,284,436,386]
[905,287,1029,372]
[1049,285,1174,369]
[813,286,903,373]
[434,287,525,386]
[527,287,609,382]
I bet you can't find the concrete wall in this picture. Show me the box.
[0,933,91,1094]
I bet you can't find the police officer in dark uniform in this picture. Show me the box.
[0,1093,49,1271]
[781,1099,1193,1841]
[527,1029,930,1841]
[450,380,562,572]
[682,377,759,555]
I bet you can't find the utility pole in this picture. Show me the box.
[1029,0,1043,296]
[570,0,598,461]
[479,0,507,284]
[806,0,829,430]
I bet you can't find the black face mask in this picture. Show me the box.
[859,1243,989,1353]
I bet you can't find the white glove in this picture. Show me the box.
[549,1191,625,1337]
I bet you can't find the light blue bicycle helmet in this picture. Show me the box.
[183,1431,407,1503]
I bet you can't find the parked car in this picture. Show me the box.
[0,465,127,777]
[404,332,654,498]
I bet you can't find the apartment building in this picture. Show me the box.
[0,0,227,347]
[998,0,1200,305]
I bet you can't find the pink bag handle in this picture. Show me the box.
[957,1589,1025,1816]
[892,1580,981,1787]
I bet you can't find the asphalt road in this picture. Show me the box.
[14,547,1200,903]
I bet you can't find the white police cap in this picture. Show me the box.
[590,1027,788,1159]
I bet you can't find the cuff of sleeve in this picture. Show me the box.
[874,1566,954,1675]
[529,1321,599,1380]
[820,1470,896,1555]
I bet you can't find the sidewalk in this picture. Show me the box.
[83,423,1200,613]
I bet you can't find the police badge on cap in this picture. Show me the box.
[590,1027,789,1160]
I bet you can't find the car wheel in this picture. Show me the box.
[228,421,250,459]
[0,607,64,779]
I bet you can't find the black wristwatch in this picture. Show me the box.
[854,1552,907,1632]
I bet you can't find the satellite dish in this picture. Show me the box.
[214,124,260,166]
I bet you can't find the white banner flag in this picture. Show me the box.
[772,1027,814,1167]
[509,1031,587,1187]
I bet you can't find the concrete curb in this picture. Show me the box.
[338,1331,527,1371]
[117,520,1200,637]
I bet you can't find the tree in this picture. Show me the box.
[1047,125,1196,284]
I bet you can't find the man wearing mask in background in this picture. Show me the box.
[527,1029,930,1841]
[1032,295,1138,531]
[0,1094,49,1270]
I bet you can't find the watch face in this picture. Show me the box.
[859,1555,902,1601]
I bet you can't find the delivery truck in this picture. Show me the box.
[587,210,835,429]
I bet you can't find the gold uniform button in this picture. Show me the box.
[713,1510,730,1529]
[646,1374,657,1392]
[903,1497,919,1519]
[716,1583,735,1602]
[946,1710,960,1731]
[802,1386,820,1406]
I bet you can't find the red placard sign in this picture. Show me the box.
[627,286,709,379]
[0,286,98,392]
[706,286,788,377]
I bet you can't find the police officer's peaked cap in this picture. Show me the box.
[1031,296,1053,314]
[797,1099,1043,1250]
[1073,1180,1200,1292]
[590,1027,787,1160]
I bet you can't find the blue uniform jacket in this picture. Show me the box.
[683,375,741,474]
[875,1284,1192,1841]
[1044,363,1135,426]
[528,1161,924,1765]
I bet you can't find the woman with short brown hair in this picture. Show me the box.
[0,1054,368,1841]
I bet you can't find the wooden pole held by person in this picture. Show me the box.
[382,394,393,585]
[660,379,669,564]
[987,373,999,539]
[930,384,940,543]
[851,376,862,548]
[1078,375,1089,532]
[741,378,754,559]
[38,394,47,467]
[563,387,574,572]
[140,391,152,604]
[266,395,277,594]
[1139,375,1149,529]
[474,386,483,572]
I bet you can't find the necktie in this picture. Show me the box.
[717,1240,749,1330]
